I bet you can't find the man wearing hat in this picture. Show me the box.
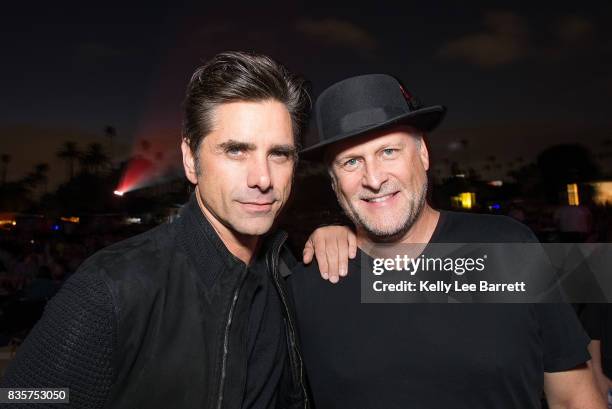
[289,74,603,408]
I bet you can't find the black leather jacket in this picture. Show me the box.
[2,195,309,409]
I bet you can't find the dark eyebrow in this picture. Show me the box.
[270,144,297,158]
[217,140,256,152]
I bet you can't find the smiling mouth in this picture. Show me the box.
[362,192,398,203]
[239,201,276,211]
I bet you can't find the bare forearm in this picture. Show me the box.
[588,341,611,401]
[593,372,612,402]
[545,366,606,409]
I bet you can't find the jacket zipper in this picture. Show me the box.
[216,266,247,409]
[268,233,309,409]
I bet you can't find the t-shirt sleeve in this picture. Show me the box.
[0,267,116,409]
[535,303,591,372]
[580,303,604,340]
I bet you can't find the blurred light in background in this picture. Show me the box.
[115,157,156,195]
[567,183,579,206]
[589,181,612,206]
[60,216,80,223]
[451,192,476,209]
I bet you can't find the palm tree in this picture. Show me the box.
[56,141,81,181]
[1,154,11,185]
[34,163,50,193]
[23,162,49,194]
[82,143,110,175]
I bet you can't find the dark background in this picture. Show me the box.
[0,0,611,350]
[2,0,611,190]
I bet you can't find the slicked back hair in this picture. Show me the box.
[182,51,311,164]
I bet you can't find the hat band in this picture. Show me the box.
[339,106,407,133]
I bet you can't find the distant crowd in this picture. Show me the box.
[0,223,150,344]
[0,202,611,345]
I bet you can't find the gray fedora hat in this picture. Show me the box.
[301,74,446,160]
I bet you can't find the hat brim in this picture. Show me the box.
[300,105,446,162]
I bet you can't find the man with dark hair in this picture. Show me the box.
[290,74,604,408]
[183,51,310,171]
[2,51,316,409]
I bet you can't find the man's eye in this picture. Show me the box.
[270,151,295,164]
[271,151,291,159]
[382,148,397,157]
[226,147,244,156]
[344,158,359,168]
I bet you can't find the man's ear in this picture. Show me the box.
[181,139,198,184]
[418,136,430,171]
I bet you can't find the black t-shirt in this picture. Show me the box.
[242,256,287,409]
[288,211,590,409]
[581,303,612,378]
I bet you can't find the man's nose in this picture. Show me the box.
[362,160,388,191]
[247,155,272,192]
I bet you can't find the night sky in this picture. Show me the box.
[2,0,611,188]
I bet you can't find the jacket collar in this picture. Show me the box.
[177,193,287,286]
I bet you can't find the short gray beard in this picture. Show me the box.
[335,179,428,244]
